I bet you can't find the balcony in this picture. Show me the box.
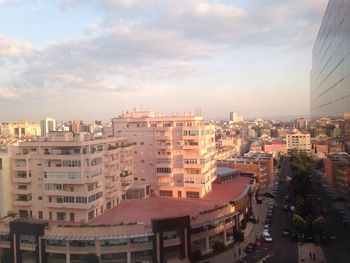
[13,177,32,183]
[13,200,32,207]
[13,188,31,195]
[45,202,93,210]
[121,182,132,191]
[157,180,174,187]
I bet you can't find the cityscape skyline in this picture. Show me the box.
[0,0,328,120]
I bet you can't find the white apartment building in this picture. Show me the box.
[40,117,56,137]
[112,111,216,198]
[11,132,133,223]
[0,151,12,218]
[286,132,311,154]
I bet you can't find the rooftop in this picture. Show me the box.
[91,176,252,226]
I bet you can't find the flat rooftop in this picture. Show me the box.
[91,176,251,226]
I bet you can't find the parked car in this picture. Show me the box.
[282,229,290,236]
[263,232,273,242]
[244,243,257,253]
[265,192,276,198]
[329,234,337,240]
[263,224,269,232]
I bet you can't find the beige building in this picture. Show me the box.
[0,151,12,218]
[0,120,40,137]
[112,111,216,198]
[286,132,311,154]
[10,132,134,223]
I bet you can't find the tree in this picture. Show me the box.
[212,241,225,253]
[233,231,244,243]
[0,249,12,263]
[84,253,100,263]
[190,249,202,262]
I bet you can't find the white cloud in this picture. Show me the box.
[0,88,18,98]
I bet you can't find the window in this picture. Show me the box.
[57,212,66,221]
[156,167,172,173]
[159,190,173,197]
[88,211,94,220]
[70,213,75,222]
[186,191,199,199]
[38,211,43,219]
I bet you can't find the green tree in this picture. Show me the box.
[212,241,225,254]
[84,253,100,263]
[0,249,12,263]
[190,249,202,262]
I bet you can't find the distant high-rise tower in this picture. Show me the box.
[310,0,350,118]
[229,112,244,123]
[40,117,56,136]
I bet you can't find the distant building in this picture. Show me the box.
[40,117,56,136]
[296,118,309,130]
[0,120,40,137]
[324,153,350,198]
[217,152,274,190]
[229,112,244,123]
[264,140,287,157]
[286,132,311,154]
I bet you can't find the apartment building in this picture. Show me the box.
[11,132,133,223]
[112,111,216,198]
[217,152,274,190]
[0,151,12,218]
[40,117,56,137]
[324,153,350,198]
[286,132,311,154]
[0,120,40,137]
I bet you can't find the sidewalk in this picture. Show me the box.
[298,243,326,263]
[199,195,270,263]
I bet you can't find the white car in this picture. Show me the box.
[263,232,273,242]
[263,224,269,232]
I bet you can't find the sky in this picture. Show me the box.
[0,0,328,121]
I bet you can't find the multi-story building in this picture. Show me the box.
[264,140,287,157]
[40,117,56,137]
[0,120,40,137]
[229,112,244,123]
[310,0,350,118]
[112,111,216,198]
[10,132,134,223]
[217,152,274,190]
[324,153,350,198]
[0,151,12,218]
[286,132,311,154]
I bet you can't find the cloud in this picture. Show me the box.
[84,23,98,35]
[0,87,18,98]
[0,35,33,59]
[0,0,328,105]
[0,0,20,6]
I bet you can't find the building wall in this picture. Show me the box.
[264,143,287,156]
[217,155,274,190]
[0,120,40,137]
[10,132,133,223]
[0,152,13,218]
[310,0,350,118]
[324,153,350,198]
[112,111,216,198]
[286,133,311,154]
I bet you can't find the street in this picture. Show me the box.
[310,167,350,262]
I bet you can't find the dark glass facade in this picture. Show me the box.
[310,0,350,118]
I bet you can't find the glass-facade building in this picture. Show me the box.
[310,0,350,118]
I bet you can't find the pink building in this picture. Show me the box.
[112,111,216,198]
[264,140,287,156]
[11,132,134,223]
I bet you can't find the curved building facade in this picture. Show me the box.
[310,0,350,118]
[0,177,257,263]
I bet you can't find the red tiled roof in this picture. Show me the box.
[91,177,251,225]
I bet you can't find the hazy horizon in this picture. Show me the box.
[0,0,328,120]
